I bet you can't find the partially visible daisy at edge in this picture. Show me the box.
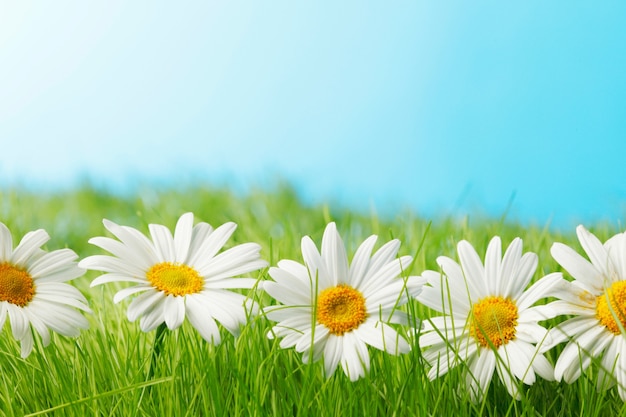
[543,225,626,400]
[80,212,267,344]
[0,221,91,357]
[263,222,425,381]
[416,236,564,401]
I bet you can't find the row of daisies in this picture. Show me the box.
[0,212,623,401]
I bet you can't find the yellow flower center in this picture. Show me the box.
[0,262,36,307]
[146,262,203,297]
[596,281,626,335]
[316,284,367,335]
[470,296,518,348]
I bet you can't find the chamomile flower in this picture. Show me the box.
[0,222,90,357]
[80,213,267,344]
[546,225,626,399]
[417,236,562,401]
[263,222,424,381]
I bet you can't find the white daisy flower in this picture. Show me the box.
[0,222,90,358]
[417,236,562,401]
[80,212,267,344]
[263,222,424,381]
[545,225,626,399]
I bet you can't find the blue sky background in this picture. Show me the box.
[1,2,625,230]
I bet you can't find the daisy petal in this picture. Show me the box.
[349,235,378,289]
[517,272,563,311]
[577,225,613,278]
[506,252,537,300]
[164,296,186,330]
[102,220,157,266]
[323,336,342,377]
[149,223,176,262]
[187,222,237,267]
[499,238,522,295]
[173,212,194,263]
[7,304,29,340]
[321,223,349,285]
[484,237,502,293]
[19,331,34,359]
[457,240,487,295]
[11,229,49,266]
[551,242,603,291]
[0,222,13,260]
[0,223,91,358]
[467,350,495,402]
[186,295,221,344]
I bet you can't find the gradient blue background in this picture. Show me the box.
[1,2,625,229]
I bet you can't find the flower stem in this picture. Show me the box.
[148,323,168,379]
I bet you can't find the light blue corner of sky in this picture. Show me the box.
[0,1,625,230]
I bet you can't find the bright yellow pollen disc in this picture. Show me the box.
[596,281,626,335]
[146,262,203,297]
[470,296,518,348]
[316,284,367,335]
[0,262,35,307]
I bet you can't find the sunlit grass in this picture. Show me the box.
[0,183,625,416]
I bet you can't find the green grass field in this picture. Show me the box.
[1,184,625,416]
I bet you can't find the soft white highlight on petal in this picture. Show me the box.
[301,235,331,290]
[11,229,49,267]
[139,303,166,332]
[187,222,237,268]
[437,255,480,303]
[91,273,148,287]
[576,225,613,279]
[323,336,342,378]
[341,332,369,381]
[163,295,186,330]
[266,267,311,303]
[0,222,13,261]
[25,310,51,347]
[113,286,152,304]
[28,249,79,278]
[19,330,34,358]
[199,243,266,279]
[360,255,412,298]
[498,238,522,296]
[496,359,521,400]
[555,324,611,383]
[149,223,176,262]
[173,212,194,263]
[80,255,145,277]
[484,237,502,293]
[616,337,626,401]
[348,235,378,289]
[457,240,487,296]
[186,295,221,344]
[517,272,563,311]
[321,223,349,286]
[100,219,157,267]
[466,350,495,402]
[507,252,537,300]
[607,233,626,285]
[502,341,537,385]
[127,290,165,323]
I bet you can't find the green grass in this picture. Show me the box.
[0,183,625,416]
